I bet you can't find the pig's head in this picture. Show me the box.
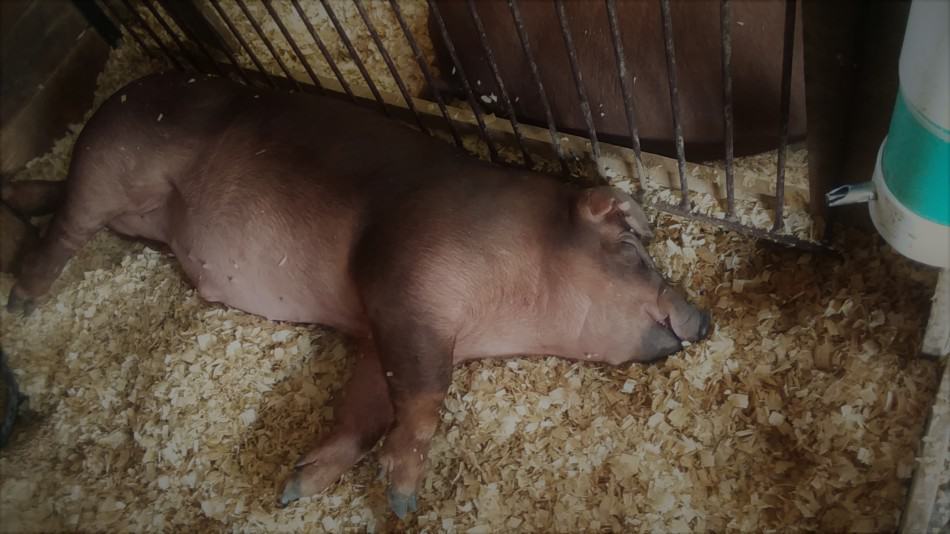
[571,186,711,363]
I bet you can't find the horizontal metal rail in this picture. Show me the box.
[93,0,815,250]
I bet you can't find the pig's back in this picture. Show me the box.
[92,73,544,333]
[91,73,459,332]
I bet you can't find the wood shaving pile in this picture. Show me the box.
[0,39,942,533]
[189,0,437,97]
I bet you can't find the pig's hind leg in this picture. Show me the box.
[279,339,394,506]
[7,157,158,313]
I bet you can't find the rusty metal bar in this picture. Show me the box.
[353,0,427,133]
[554,0,604,181]
[605,0,644,183]
[97,0,158,62]
[466,0,533,168]
[151,1,230,78]
[319,0,388,115]
[262,0,322,91]
[720,0,736,218]
[141,0,203,72]
[509,0,568,175]
[773,0,797,233]
[426,0,499,162]
[79,0,121,45]
[654,201,825,251]
[177,2,252,85]
[119,0,183,69]
[659,0,689,209]
[389,0,462,149]
[290,0,355,101]
[234,0,301,91]
[208,0,276,88]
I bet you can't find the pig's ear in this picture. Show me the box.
[580,187,654,242]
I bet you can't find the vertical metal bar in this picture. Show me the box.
[353,0,427,133]
[659,0,689,209]
[178,1,252,85]
[234,0,301,91]
[319,0,388,115]
[119,0,183,69]
[152,1,229,78]
[772,0,797,233]
[209,0,276,88]
[77,0,122,46]
[262,0,322,91]
[554,0,603,181]
[96,0,158,61]
[426,0,499,162]
[389,0,463,148]
[290,0,355,101]
[508,0,569,175]
[466,0,533,168]
[720,0,736,218]
[141,0,203,72]
[605,0,645,183]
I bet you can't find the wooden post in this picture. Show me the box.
[899,357,949,532]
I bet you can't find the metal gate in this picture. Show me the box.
[87,0,824,249]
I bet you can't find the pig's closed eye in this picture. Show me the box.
[618,232,641,248]
[618,235,645,264]
[618,232,657,270]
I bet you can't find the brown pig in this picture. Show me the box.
[8,72,710,518]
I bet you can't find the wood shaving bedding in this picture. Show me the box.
[0,39,942,533]
[188,0,437,98]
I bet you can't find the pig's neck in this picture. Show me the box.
[535,273,634,364]
[453,254,633,365]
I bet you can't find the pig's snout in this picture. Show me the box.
[672,307,712,342]
[697,311,712,340]
[637,307,710,363]
[657,286,711,342]
[637,286,711,362]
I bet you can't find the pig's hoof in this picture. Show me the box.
[277,459,343,508]
[5,289,35,316]
[387,487,417,519]
[277,474,302,508]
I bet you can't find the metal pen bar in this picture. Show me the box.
[654,201,825,251]
[426,0,498,162]
[78,0,121,45]
[721,0,736,218]
[290,0,355,101]
[554,0,604,181]
[152,0,229,78]
[508,0,568,175]
[234,0,301,91]
[141,0,203,72]
[208,0,276,88]
[466,0,533,168]
[119,0,183,69]
[659,0,689,209]
[772,0,797,233]
[353,0,427,133]
[263,0,322,91]
[179,2,252,85]
[319,0,388,115]
[389,0,462,148]
[96,0,158,61]
[605,0,644,183]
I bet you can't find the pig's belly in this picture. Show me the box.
[170,230,363,331]
[113,207,365,333]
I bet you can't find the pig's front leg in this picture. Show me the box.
[278,339,393,506]
[372,321,453,519]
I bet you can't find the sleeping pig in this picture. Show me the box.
[7,72,710,518]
